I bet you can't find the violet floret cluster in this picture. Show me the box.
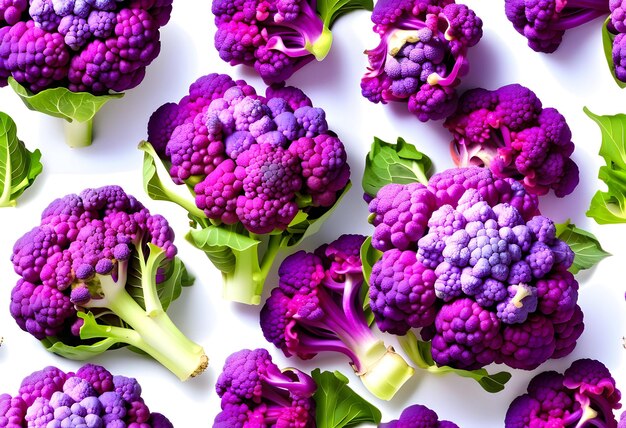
[505,359,622,427]
[0,0,172,93]
[368,167,584,371]
[214,348,316,427]
[0,363,173,427]
[260,234,415,400]
[9,185,207,381]
[361,0,483,121]
[211,0,333,83]
[147,73,350,235]
[380,403,459,428]
[444,83,579,197]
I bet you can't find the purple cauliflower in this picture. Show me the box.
[214,348,317,427]
[444,83,580,197]
[608,0,626,82]
[142,74,351,305]
[505,359,622,427]
[9,185,207,381]
[210,0,370,83]
[361,0,483,121]
[0,364,174,427]
[368,167,583,371]
[381,404,459,428]
[0,0,171,92]
[505,0,609,53]
[260,234,415,400]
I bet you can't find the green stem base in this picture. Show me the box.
[64,119,93,148]
[356,340,414,400]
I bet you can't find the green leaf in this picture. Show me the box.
[601,17,626,89]
[399,332,511,393]
[8,77,123,122]
[583,107,626,224]
[139,141,207,222]
[0,112,43,207]
[362,137,432,198]
[555,220,611,274]
[286,181,352,247]
[317,0,373,28]
[359,236,382,287]
[311,369,382,428]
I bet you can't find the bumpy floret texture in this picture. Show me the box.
[0,0,172,93]
[9,185,177,343]
[211,0,324,83]
[380,403,459,428]
[505,0,609,53]
[610,0,626,82]
[147,73,350,235]
[505,359,622,427]
[368,167,583,370]
[361,0,483,121]
[445,84,579,197]
[0,364,173,427]
[214,348,316,427]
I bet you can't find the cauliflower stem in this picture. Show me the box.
[77,243,208,380]
[64,119,93,149]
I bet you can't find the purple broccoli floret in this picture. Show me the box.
[260,235,415,400]
[142,73,351,305]
[381,403,459,428]
[505,358,622,427]
[0,0,27,25]
[0,364,174,427]
[9,185,207,381]
[361,0,482,121]
[445,84,580,197]
[368,166,582,371]
[505,0,609,53]
[214,348,316,427]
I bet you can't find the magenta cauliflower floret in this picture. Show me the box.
[142,73,351,305]
[0,364,174,427]
[368,166,582,371]
[380,403,459,428]
[505,359,622,427]
[260,235,415,400]
[0,0,172,94]
[445,84,579,197]
[8,185,207,381]
[214,348,316,426]
[361,0,482,121]
[505,0,609,53]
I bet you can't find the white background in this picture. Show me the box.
[0,1,625,426]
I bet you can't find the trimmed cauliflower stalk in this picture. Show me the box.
[368,167,584,371]
[0,0,173,147]
[361,0,482,121]
[260,234,414,400]
[214,348,317,426]
[9,185,208,381]
[505,0,609,53]
[142,73,351,305]
[505,359,622,427]
[381,404,459,428]
[211,0,372,83]
[444,83,579,197]
[0,363,174,427]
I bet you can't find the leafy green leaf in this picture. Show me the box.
[362,137,432,198]
[287,181,352,247]
[311,369,382,428]
[0,112,43,207]
[583,107,626,224]
[399,332,511,393]
[555,220,611,274]
[139,141,207,222]
[9,77,123,122]
[602,17,626,89]
[317,0,373,28]
[360,236,382,287]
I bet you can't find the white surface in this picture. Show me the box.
[0,1,625,426]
